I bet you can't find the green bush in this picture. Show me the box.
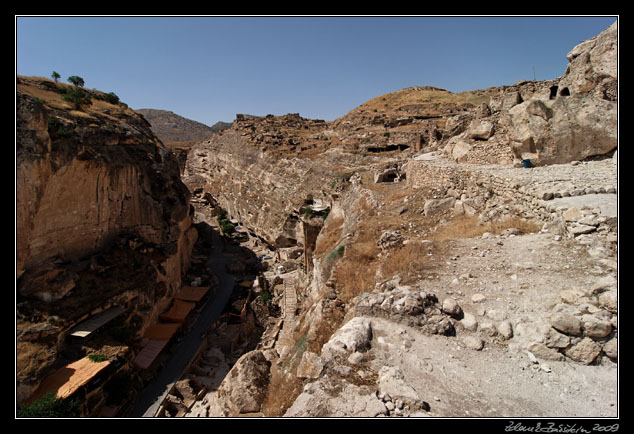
[102,92,120,105]
[219,220,235,235]
[61,86,91,109]
[67,75,85,87]
[321,208,330,222]
[261,290,272,304]
[295,334,308,357]
[17,392,79,418]
[47,116,73,137]
[326,245,345,263]
[88,354,107,363]
[216,208,235,235]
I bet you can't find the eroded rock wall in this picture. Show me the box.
[17,78,194,282]
[16,77,198,401]
[184,114,347,252]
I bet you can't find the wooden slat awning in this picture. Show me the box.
[26,356,110,404]
[174,286,210,302]
[69,306,126,338]
[132,340,168,369]
[159,299,196,323]
[142,323,181,341]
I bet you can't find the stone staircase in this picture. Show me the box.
[275,280,299,358]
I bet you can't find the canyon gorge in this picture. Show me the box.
[16,21,617,420]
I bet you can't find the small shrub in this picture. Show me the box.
[219,220,235,236]
[321,208,330,222]
[326,245,345,263]
[303,206,313,219]
[17,392,79,418]
[102,92,120,105]
[216,208,235,235]
[88,354,107,363]
[261,290,272,305]
[47,116,73,137]
[295,334,308,359]
[61,86,91,109]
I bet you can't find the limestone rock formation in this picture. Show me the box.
[215,350,271,415]
[16,76,197,401]
[502,21,617,165]
[503,91,617,165]
[558,21,618,101]
[441,20,617,166]
[17,77,195,281]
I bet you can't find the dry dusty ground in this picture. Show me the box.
[365,229,618,418]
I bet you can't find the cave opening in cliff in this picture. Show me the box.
[367,144,410,153]
[549,85,558,100]
[383,172,398,182]
[559,87,570,96]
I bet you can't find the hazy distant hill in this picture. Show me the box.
[210,121,232,133]
[136,108,217,145]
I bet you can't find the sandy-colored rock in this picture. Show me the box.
[296,351,324,379]
[215,350,271,415]
[564,338,602,365]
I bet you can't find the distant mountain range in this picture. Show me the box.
[136,108,231,145]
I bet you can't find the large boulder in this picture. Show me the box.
[321,317,373,363]
[215,350,271,415]
[502,21,617,165]
[504,95,617,165]
[284,379,388,417]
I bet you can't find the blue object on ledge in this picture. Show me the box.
[522,159,532,168]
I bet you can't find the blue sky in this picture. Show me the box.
[16,16,617,125]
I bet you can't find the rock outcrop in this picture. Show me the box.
[17,77,195,281]
[16,76,197,402]
[443,20,617,166]
[558,21,618,101]
[215,350,271,415]
[183,113,355,256]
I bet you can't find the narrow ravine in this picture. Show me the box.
[126,228,237,417]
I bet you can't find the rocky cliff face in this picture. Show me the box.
[17,77,195,282]
[16,77,197,401]
[445,21,617,166]
[184,113,364,253]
